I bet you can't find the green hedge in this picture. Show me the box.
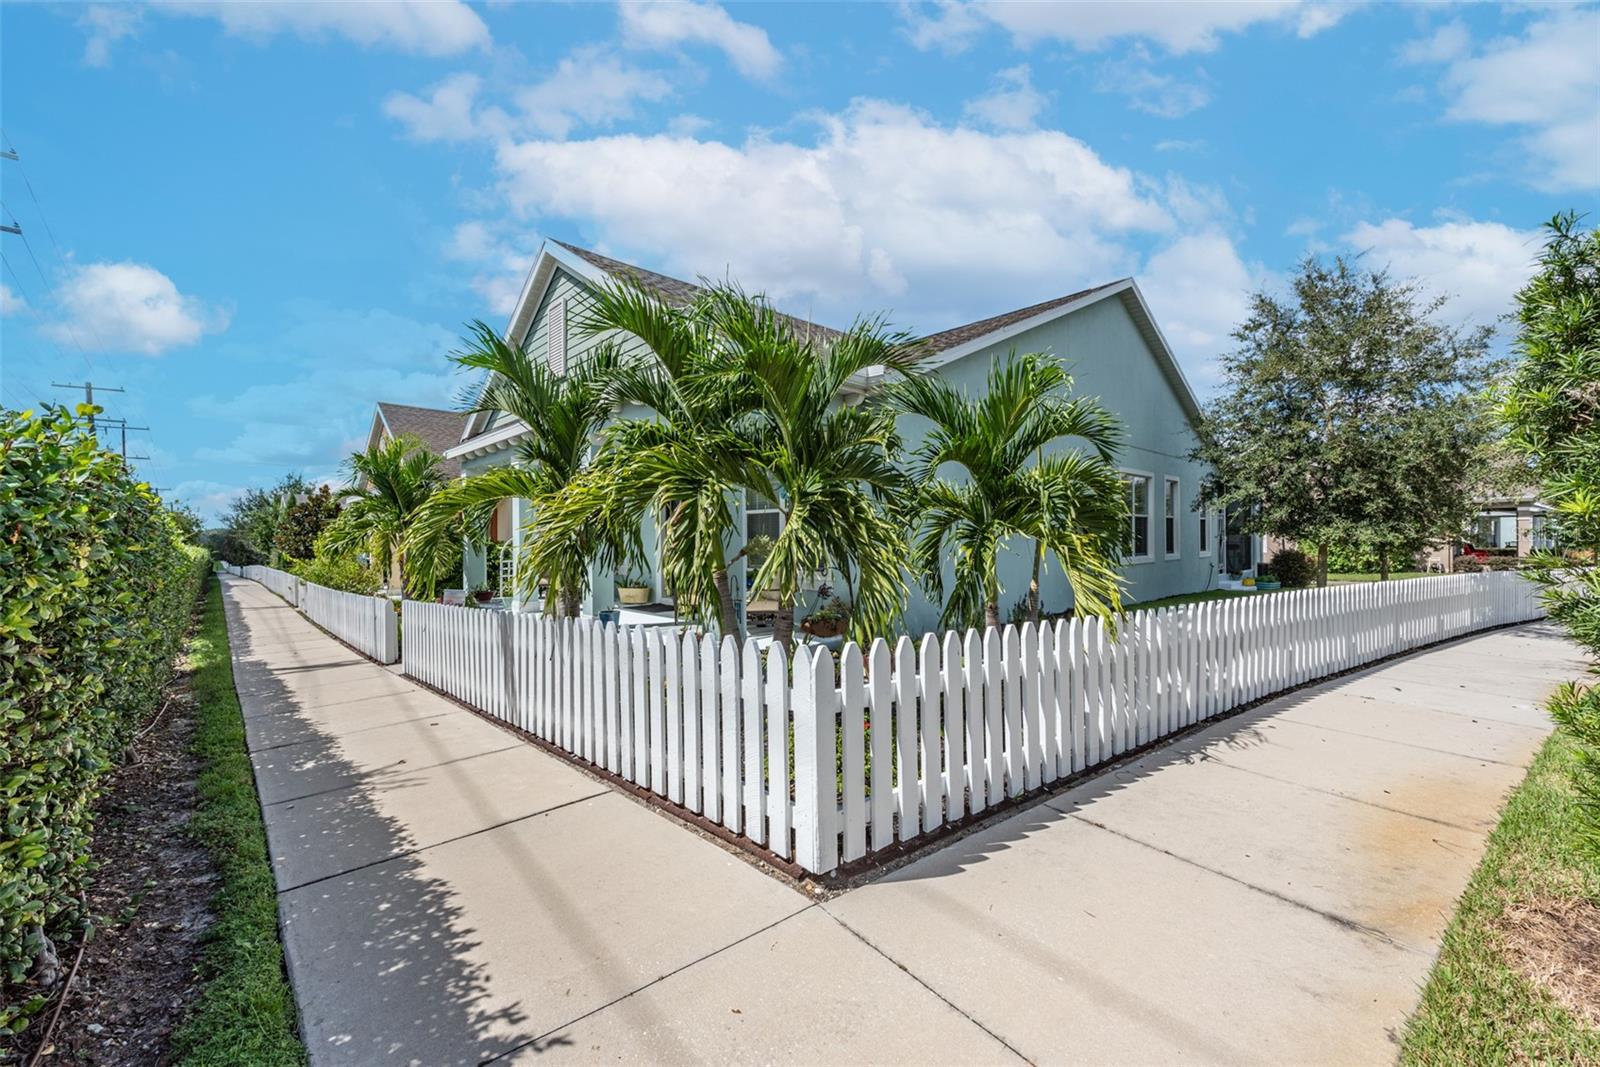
[0,405,210,1033]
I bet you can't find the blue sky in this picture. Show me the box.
[1,1,1596,522]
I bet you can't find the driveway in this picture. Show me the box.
[221,575,1583,1065]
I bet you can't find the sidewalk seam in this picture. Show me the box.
[820,907,1034,1066]
[478,904,818,1065]
[1065,812,1428,957]
[275,788,611,895]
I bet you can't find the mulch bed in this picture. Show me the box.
[8,667,219,1066]
[1497,896,1600,1030]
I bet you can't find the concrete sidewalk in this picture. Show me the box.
[221,576,1584,1066]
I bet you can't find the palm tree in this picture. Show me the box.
[703,285,918,650]
[323,433,447,596]
[565,279,758,638]
[893,352,1127,631]
[405,322,635,616]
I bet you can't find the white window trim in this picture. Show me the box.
[549,297,567,376]
[1122,468,1154,564]
[1163,476,1181,560]
[1199,508,1215,557]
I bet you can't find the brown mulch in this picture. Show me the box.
[8,668,219,1066]
[1497,896,1600,1029]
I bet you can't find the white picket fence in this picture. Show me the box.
[402,570,1542,876]
[242,564,300,606]
[224,563,400,665]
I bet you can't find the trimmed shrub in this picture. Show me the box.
[285,527,381,595]
[1268,548,1315,588]
[0,406,209,1033]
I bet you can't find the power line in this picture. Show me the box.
[50,381,123,434]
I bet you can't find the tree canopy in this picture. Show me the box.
[1193,255,1498,582]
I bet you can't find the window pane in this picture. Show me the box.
[747,511,781,542]
[1133,477,1148,515]
[1166,516,1176,552]
[1165,480,1177,518]
[1134,516,1149,557]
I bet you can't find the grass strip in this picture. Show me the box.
[1401,727,1600,1065]
[170,577,306,1066]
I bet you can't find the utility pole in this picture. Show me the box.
[50,381,123,434]
[100,417,150,459]
[1,149,17,233]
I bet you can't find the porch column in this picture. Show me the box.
[510,496,526,613]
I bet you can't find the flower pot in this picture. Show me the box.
[803,616,848,639]
[618,586,651,606]
[472,590,493,604]
[1256,579,1281,591]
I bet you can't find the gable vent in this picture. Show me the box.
[549,298,567,376]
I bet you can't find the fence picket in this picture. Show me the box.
[869,639,895,850]
[841,643,867,862]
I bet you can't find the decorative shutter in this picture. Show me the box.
[549,298,567,376]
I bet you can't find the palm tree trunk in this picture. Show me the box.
[985,601,1001,629]
[773,603,795,654]
[1027,538,1043,623]
[712,565,740,639]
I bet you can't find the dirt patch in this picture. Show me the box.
[1496,896,1600,1030]
[10,667,219,1066]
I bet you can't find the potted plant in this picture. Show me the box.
[1254,563,1281,591]
[617,571,652,605]
[800,596,851,639]
[470,581,494,604]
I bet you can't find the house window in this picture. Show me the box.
[1164,477,1180,559]
[1199,509,1213,557]
[1123,473,1151,561]
[746,489,782,544]
[548,298,567,376]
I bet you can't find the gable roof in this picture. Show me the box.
[456,241,1203,450]
[915,281,1127,359]
[373,402,465,476]
[909,278,1204,424]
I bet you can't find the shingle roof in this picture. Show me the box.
[914,280,1129,358]
[376,402,466,476]
[553,240,842,342]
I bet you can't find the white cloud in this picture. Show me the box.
[492,100,1172,328]
[1416,10,1600,191]
[1398,20,1469,66]
[474,98,1269,387]
[157,0,490,56]
[1140,231,1262,387]
[1340,217,1543,331]
[385,51,674,143]
[78,4,141,66]
[170,479,245,523]
[45,262,228,356]
[384,73,509,143]
[443,221,537,315]
[0,283,24,316]
[515,48,675,139]
[1097,47,1211,117]
[902,0,1354,55]
[618,1,782,80]
[963,64,1048,131]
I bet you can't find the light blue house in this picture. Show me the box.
[443,240,1257,637]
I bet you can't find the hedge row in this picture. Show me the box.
[0,405,210,1033]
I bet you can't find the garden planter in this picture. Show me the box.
[472,590,493,604]
[802,616,848,639]
[1256,579,1281,591]
[618,586,651,605]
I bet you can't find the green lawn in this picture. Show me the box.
[171,578,306,1066]
[1400,728,1600,1065]
[1327,571,1431,582]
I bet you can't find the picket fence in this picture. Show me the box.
[401,570,1542,876]
[224,563,400,664]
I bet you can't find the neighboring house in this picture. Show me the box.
[445,240,1255,635]
[364,401,470,588]
[1422,488,1555,570]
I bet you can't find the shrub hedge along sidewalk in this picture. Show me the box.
[0,405,209,1035]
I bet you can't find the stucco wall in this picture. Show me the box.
[895,293,1226,635]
